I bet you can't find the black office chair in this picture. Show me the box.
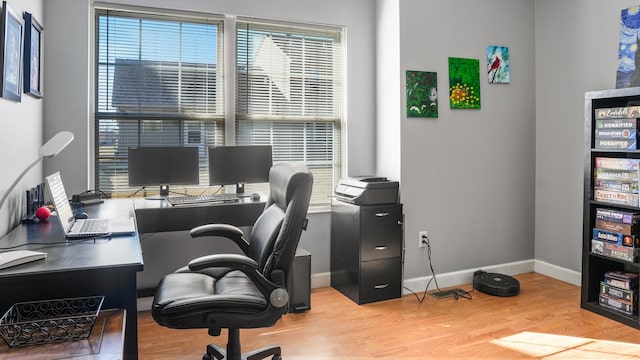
[152,163,313,360]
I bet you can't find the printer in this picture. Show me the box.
[334,176,399,205]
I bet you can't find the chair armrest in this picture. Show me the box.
[188,254,280,297]
[188,253,257,272]
[190,224,249,253]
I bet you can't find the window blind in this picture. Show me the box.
[236,20,343,205]
[95,8,224,197]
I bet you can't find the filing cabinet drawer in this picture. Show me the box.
[360,205,403,223]
[360,258,402,303]
[360,222,402,261]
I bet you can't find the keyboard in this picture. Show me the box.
[78,219,109,233]
[167,193,240,206]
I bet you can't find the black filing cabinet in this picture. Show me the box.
[330,200,403,304]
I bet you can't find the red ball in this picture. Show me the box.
[35,206,51,221]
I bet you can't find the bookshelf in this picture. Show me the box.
[583,87,640,329]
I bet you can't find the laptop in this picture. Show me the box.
[45,172,136,239]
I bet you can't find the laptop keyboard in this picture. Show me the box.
[78,219,109,233]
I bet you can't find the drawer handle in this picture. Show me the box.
[375,246,387,251]
[375,212,390,217]
[374,284,389,289]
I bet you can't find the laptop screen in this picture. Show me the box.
[45,172,76,233]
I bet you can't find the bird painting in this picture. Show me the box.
[486,46,510,84]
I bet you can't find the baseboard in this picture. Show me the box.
[138,296,153,312]
[401,259,535,295]
[401,259,583,295]
[311,271,331,288]
[534,259,581,286]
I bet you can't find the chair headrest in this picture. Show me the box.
[268,163,313,210]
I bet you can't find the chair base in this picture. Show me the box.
[204,344,282,360]
[203,328,282,360]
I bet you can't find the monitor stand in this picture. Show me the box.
[235,183,245,195]
[145,185,169,200]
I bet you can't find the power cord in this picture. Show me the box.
[127,186,147,198]
[403,233,473,303]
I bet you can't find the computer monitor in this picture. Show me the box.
[208,145,273,194]
[128,146,200,197]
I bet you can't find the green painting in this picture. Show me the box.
[448,57,481,109]
[406,70,438,118]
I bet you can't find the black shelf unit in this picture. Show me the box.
[582,87,640,329]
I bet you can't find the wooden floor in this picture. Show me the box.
[138,272,640,359]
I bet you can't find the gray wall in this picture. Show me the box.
[397,0,536,279]
[0,0,44,236]
[534,0,640,273]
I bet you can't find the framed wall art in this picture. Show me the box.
[0,1,23,102]
[406,70,438,118]
[448,57,480,110]
[487,45,510,84]
[617,6,640,88]
[23,11,42,98]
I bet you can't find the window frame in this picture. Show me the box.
[92,5,344,207]
[93,6,225,197]
[234,18,344,206]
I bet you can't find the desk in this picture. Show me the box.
[133,197,265,233]
[132,197,265,296]
[0,199,143,360]
[0,309,125,359]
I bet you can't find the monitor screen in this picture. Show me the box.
[208,145,273,193]
[128,147,200,191]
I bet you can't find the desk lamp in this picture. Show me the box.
[0,131,74,211]
[0,131,74,269]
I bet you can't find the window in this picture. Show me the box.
[236,20,342,205]
[95,8,224,196]
[95,7,343,205]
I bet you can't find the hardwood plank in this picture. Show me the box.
[138,273,640,359]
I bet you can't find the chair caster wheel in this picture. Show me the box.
[272,355,282,360]
[203,355,212,360]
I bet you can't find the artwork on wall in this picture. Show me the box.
[448,57,480,109]
[406,70,438,118]
[0,1,23,102]
[487,45,510,84]
[616,6,640,88]
[23,11,42,98]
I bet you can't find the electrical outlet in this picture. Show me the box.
[418,231,428,248]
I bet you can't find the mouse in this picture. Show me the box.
[74,212,89,220]
[250,193,261,201]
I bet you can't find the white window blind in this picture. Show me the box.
[236,20,343,205]
[95,8,224,197]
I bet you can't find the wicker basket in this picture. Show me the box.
[0,296,104,347]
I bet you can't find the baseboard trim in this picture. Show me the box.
[401,259,535,295]
[401,259,582,295]
[534,259,581,286]
[138,296,153,312]
[311,271,331,288]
